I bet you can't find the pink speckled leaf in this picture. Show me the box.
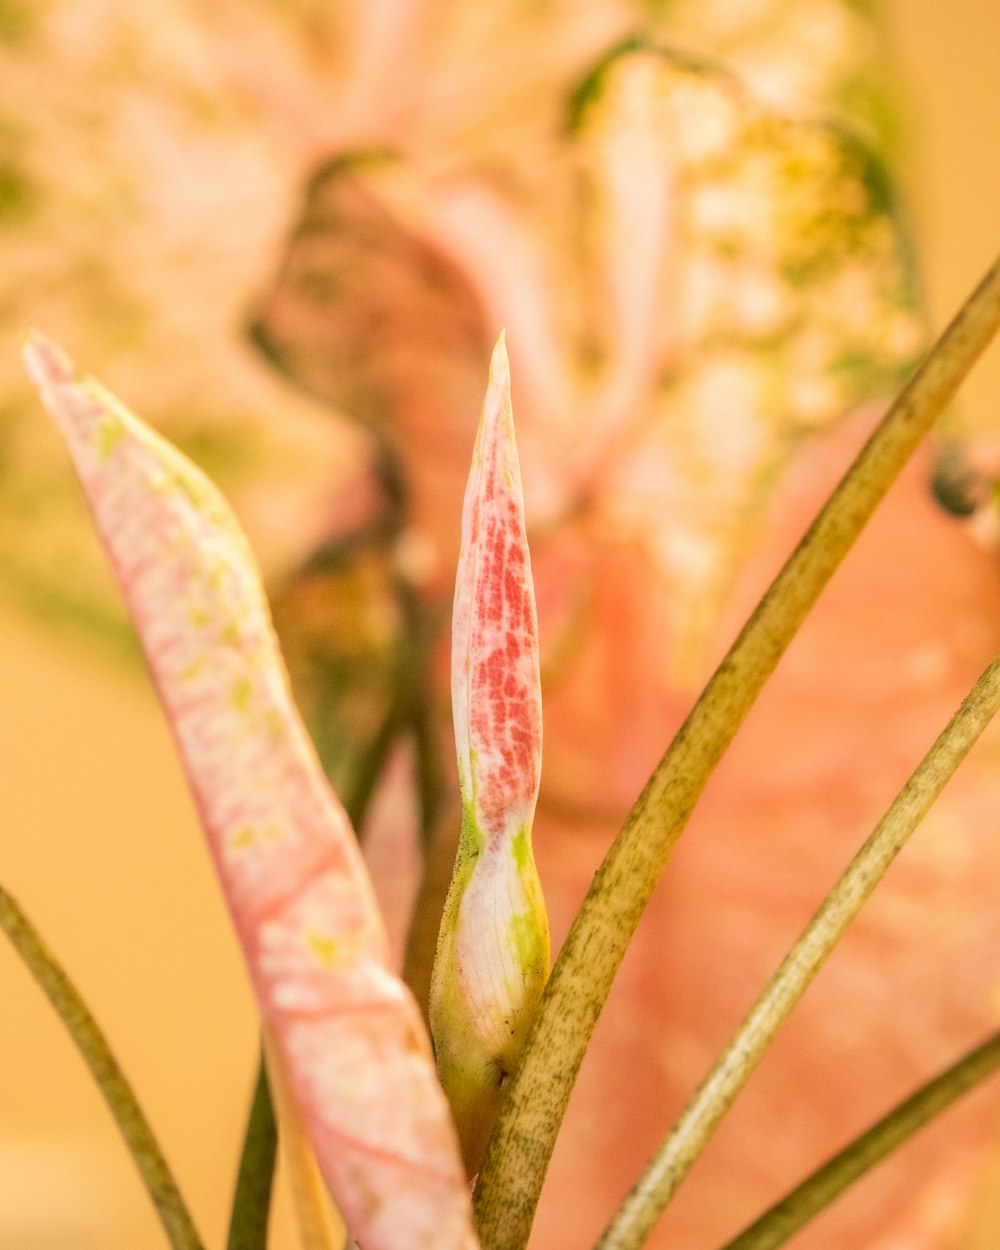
[22,332,477,1250]
[431,335,548,1176]
[452,334,542,836]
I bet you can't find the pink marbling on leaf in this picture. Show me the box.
[432,335,548,1177]
[452,333,542,843]
[22,331,477,1250]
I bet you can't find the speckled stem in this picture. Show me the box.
[718,1027,1000,1250]
[596,645,1000,1249]
[0,883,205,1250]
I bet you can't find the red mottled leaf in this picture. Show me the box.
[431,335,548,1176]
[452,335,543,841]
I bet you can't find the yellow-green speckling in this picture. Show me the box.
[155,463,224,520]
[95,415,125,463]
[229,825,256,852]
[306,931,360,969]
[230,676,254,712]
[307,931,339,967]
[510,907,547,975]
[179,657,203,684]
[227,822,282,855]
[511,825,532,872]
[461,800,486,852]
[188,604,211,629]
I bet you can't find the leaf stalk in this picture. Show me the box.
[226,1050,277,1250]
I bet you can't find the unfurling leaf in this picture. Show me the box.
[430,334,549,1177]
[22,332,478,1250]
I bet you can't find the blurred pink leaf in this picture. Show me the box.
[528,418,1000,1250]
[21,331,478,1250]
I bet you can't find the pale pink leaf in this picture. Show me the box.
[22,331,478,1250]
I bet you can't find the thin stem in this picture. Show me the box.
[341,702,403,834]
[0,884,205,1250]
[402,803,461,1025]
[398,585,452,1020]
[473,251,1000,1250]
[398,587,449,851]
[227,1051,278,1250]
[718,1028,1000,1250]
[595,647,1000,1250]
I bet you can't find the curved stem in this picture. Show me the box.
[227,1050,277,1250]
[0,883,205,1250]
[717,1028,1000,1250]
[397,585,452,1020]
[595,647,1000,1250]
[398,588,449,851]
[473,250,1000,1250]
[342,705,405,835]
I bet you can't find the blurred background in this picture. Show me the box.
[2,3,1000,1248]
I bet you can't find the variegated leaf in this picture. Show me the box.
[21,331,478,1250]
[430,335,549,1177]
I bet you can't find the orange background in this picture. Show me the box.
[2,4,1000,1249]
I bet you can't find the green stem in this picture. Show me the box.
[397,586,452,1020]
[718,1028,1000,1250]
[398,588,449,850]
[226,1052,278,1250]
[595,647,1000,1250]
[473,251,1000,1250]
[0,884,205,1250]
[401,803,461,1025]
[341,703,403,834]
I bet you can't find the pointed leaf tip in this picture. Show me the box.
[23,337,479,1250]
[431,342,548,1176]
[22,330,75,389]
[489,330,509,385]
